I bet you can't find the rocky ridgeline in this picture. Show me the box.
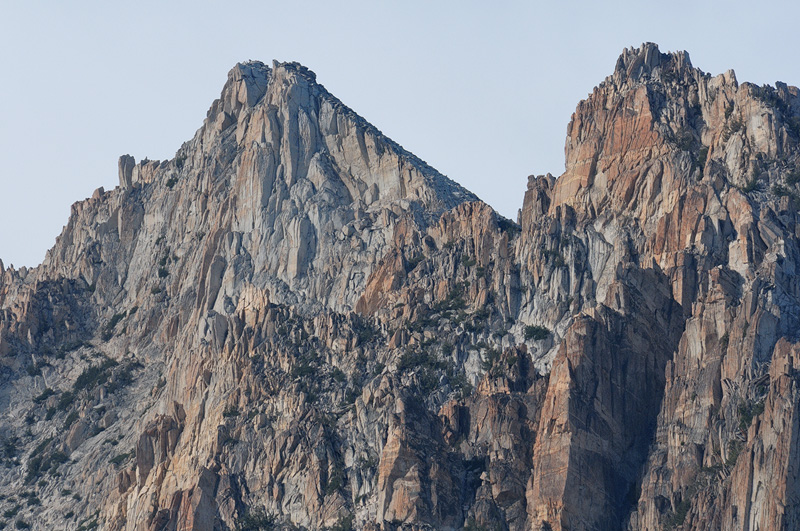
[1,43,799,530]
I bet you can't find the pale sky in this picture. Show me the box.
[1,1,799,267]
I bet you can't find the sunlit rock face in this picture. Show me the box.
[1,43,800,530]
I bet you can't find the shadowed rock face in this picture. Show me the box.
[1,43,800,530]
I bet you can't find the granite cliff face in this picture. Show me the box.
[1,44,800,530]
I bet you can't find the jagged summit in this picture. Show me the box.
[76,58,483,315]
[552,42,800,219]
[214,60,271,114]
[611,42,694,84]
[121,58,476,214]
[215,59,475,202]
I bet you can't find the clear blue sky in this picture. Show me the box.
[1,1,799,267]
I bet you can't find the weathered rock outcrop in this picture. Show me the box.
[1,43,800,530]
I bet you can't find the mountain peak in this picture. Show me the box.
[611,42,693,84]
[209,60,271,120]
[205,59,322,127]
[110,57,478,311]
[551,41,799,224]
